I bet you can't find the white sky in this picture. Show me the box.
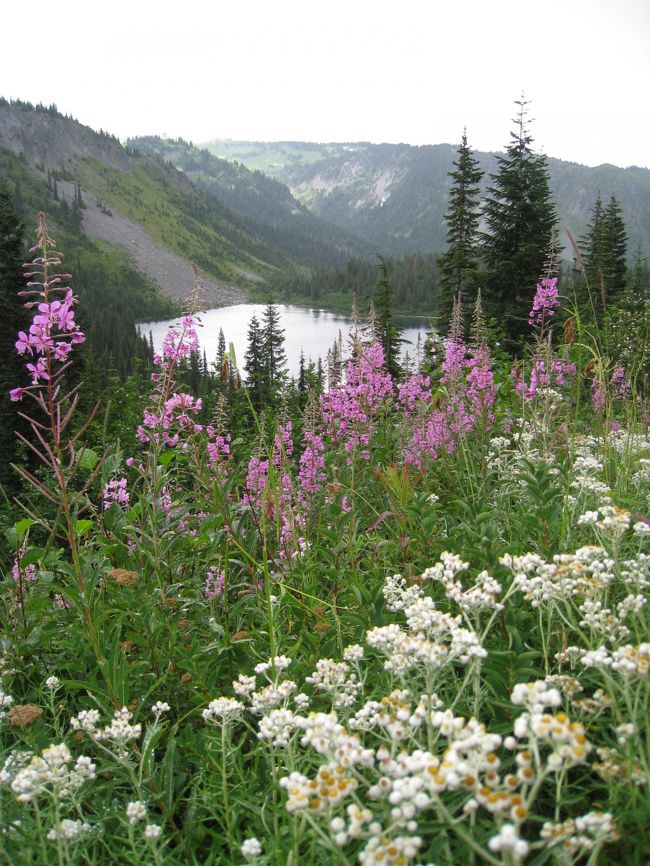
[2,0,649,168]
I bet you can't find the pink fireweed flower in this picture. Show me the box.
[529,277,560,327]
[137,314,204,449]
[592,376,606,413]
[103,477,129,510]
[610,366,631,399]
[204,567,225,600]
[320,343,393,459]
[298,430,326,499]
[10,213,85,401]
[514,358,577,401]
[12,558,36,583]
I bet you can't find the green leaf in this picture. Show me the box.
[74,519,94,536]
[15,518,35,536]
[21,547,44,567]
[78,448,100,471]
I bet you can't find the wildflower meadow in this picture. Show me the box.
[1,213,650,865]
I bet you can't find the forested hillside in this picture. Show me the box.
[206,139,650,259]
[128,136,371,269]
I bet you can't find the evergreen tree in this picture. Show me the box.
[437,130,483,324]
[628,245,649,297]
[580,193,628,317]
[217,327,226,367]
[261,302,288,401]
[0,183,29,493]
[373,256,403,379]
[602,195,627,305]
[481,97,558,349]
[243,314,264,410]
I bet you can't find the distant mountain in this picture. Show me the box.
[0,100,321,311]
[127,136,371,269]
[205,140,650,260]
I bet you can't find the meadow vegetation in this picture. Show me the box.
[1,215,649,866]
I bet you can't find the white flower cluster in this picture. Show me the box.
[540,811,619,855]
[254,655,292,674]
[350,690,439,740]
[578,598,633,642]
[424,554,503,614]
[619,552,650,590]
[202,697,245,723]
[580,642,650,675]
[511,681,562,714]
[257,708,297,747]
[0,689,14,721]
[382,572,423,612]
[230,658,298,714]
[46,818,91,841]
[501,546,615,607]
[330,804,377,846]
[305,658,362,708]
[577,504,632,536]
[488,823,529,859]
[70,707,141,757]
[241,836,262,858]
[9,743,96,803]
[126,800,147,823]
[512,708,592,771]
[358,834,422,865]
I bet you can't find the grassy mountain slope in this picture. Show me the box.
[205,139,650,260]
[0,100,316,308]
[127,136,371,269]
[0,143,176,377]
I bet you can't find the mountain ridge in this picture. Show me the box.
[204,139,650,260]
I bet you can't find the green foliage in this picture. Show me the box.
[205,138,650,266]
[436,130,484,323]
[128,136,370,269]
[372,256,403,379]
[579,193,629,320]
[0,182,30,493]
[277,252,440,315]
[481,97,558,349]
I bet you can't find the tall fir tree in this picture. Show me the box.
[243,313,265,410]
[261,301,288,402]
[0,183,30,493]
[580,193,628,318]
[436,130,483,325]
[481,97,558,349]
[373,256,403,379]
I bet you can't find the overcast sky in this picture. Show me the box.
[2,0,649,168]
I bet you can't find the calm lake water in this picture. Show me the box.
[138,304,433,377]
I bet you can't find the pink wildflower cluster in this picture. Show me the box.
[401,337,496,468]
[206,427,232,481]
[10,213,85,401]
[397,372,431,417]
[204,566,225,600]
[610,366,631,399]
[298,430,326,499]
[137,316,204,448]
[528,277,560,328]
[153,316,200,372]
[320,344,393,460]
[242,456,270,512]
[514,359,577,401]
[242,420,304,553]
[103,477,129,510]
[12,558,36,583]
[591,376,606,413]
